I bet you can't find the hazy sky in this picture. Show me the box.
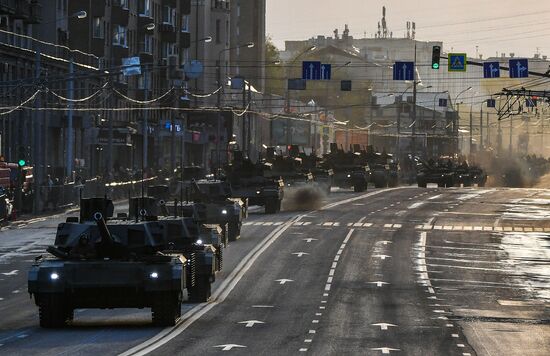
[267,0,550,58]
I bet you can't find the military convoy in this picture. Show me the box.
[28,196,222,328]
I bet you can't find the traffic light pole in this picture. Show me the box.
[412,43,417,156]
[66,58,74,179]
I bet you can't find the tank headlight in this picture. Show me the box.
[50,272,59,280]
[150,272,159,279]
[221,209,228,215]
[347,174,351,178]
[196,239,203,245]
[256,190,261,194]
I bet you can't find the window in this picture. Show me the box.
[119,0,129,9]
[181,15,189,32]
[92,17,104,39]
[112,25,127,47]
[139,0,152,17]
[138,72,151,90]
[162,6,176,25]
[141,34,153,54]
[162,43,177,58]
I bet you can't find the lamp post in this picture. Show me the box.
[454,86,473,154]
[216,42,254,175]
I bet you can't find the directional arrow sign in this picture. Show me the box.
[369,281,389,287]
[238,320,265,328]
[509,59,529,78]
[370,347,401,354]
[303,238,318,243]
[393,61,414,81]
[214,344,247,351]
[292,252,309,257]
[372,323,397,330]
[302,61,321,80]
[320,64,332,80]
[275,279,293,285]
[1,270,18,276]
[483,61,500,78]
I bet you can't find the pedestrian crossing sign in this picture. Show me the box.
[448,53,467,72]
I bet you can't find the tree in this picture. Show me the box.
[264,36,285,96]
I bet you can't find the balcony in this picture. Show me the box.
[111,0,129,25]
[160,23,176,42]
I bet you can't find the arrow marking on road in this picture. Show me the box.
[275,279,294,285]
[292,252,309,257]
[303,238,318,243]
[1,270,18,276]
[374,255,391,260]
[370,347,401,354]
[214,344,247,351]
[372,323,397,330]
[370,281,389,287]
[238,320,265,328]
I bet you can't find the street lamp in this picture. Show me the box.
[453,86,473,153]
[215,42,255,175]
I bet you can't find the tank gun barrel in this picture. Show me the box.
[94,212,114,246]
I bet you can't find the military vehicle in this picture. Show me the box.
[322,143,370,192]
[147,181,245,243]
[263,146,314,188]
[288,145,334,194]
[28,197,222,328]
[356,146,399,188]
[224,151,284,214]
[416,158,456,188]
[468,166,487,187]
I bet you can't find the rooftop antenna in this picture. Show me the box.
[406,21,410,39]
[412,22,416,39]
[381,6,388,38]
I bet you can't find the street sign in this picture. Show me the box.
[438,98,448,107]
[288,78,306,90]
[509,59,529,78]
[341,80,352,91]
[483,61,500,78]
[231,76,245,89]
[302,61,321,80]
[392,61,414,81]
[184,60,204,79]
[320,64,331,80]
[448,53,467,72]
[121,57,141,76]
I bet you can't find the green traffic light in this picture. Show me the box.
[18,159,26,167]
[432,63,440,70]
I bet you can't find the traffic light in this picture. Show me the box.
[17,145,27,167]
[431,46,441,70]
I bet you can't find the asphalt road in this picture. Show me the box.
[0,187,548,355]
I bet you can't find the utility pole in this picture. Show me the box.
[32,47,42,214]
[479,102,483,149]
[469,105,473,155]
[247,84,252,157]
[412,43,417,156]
[509,117,513,154]
[66,58,74,179]
[486,111,490,147]
[242,78,247,153]
[497,118,502,154]
[143,66,149,175]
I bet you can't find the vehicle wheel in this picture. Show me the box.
[353,182,366,192]
[216,246,223,271]
[39,294,68,328]
[463,180,472,187]
[446,179,455,188]
[187,275,211,303]
[374,176,387,188]
[228,221,240,242]
[437,182,445,187]
[265,198,278,214]
[152,293,181,326]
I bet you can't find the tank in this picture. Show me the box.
[322,143,370,192]
[359,146,399,188]
[288,145,334,194]
[416,158,455,188]
[263,146,315,189]
[224,150,284,214]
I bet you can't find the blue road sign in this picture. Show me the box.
[302,61,321,80]
[438,98,448,107]
[448,53,467,72]
[121,57,141,76]
[321,64,331,80]
[393,61,414,81]
[509,59,529,78]
[483,61,500,78]
[486,99,496,108]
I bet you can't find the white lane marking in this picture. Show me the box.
[370,281,389,287]
[331,262,338,268]
[384,224,393,228]
[263,222,273,226]
[374,255,391,260]
[452,333,459,338]
[370,347,401,354]
[12,290,20,294]
[238,320,265,328]
[275,279,293,285]
[303,238,317,243]
[252,305,273,308]
[329,269,335,276]
[321,300,327,303]
[312,320,319,323]
[213,344,247,351]
[121,189,406,356]
[0,298,3,301]
[323,293,329,297]
[299,348,308,352]
[408,202,425,209]
[334,255,340,262]
[428,194,442,200]
[319,306,326,310]
[292,252,309,257]
[322,222,333,226]
[243,222,253,226]
[324,284,331,291]
[446,324,454,327]
[457,344,465,348]
[273,222,283,226]
[372,323,397,330]
[309,330,316,334]
[294,222,304,226]
[304,339,312,343]
[327,277,333,283]
[315,313,322,316]
[379,241,392,245]
[1,270,18,276]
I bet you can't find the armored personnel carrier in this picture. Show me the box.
[322,143,370,192]
[224,151,284,214]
